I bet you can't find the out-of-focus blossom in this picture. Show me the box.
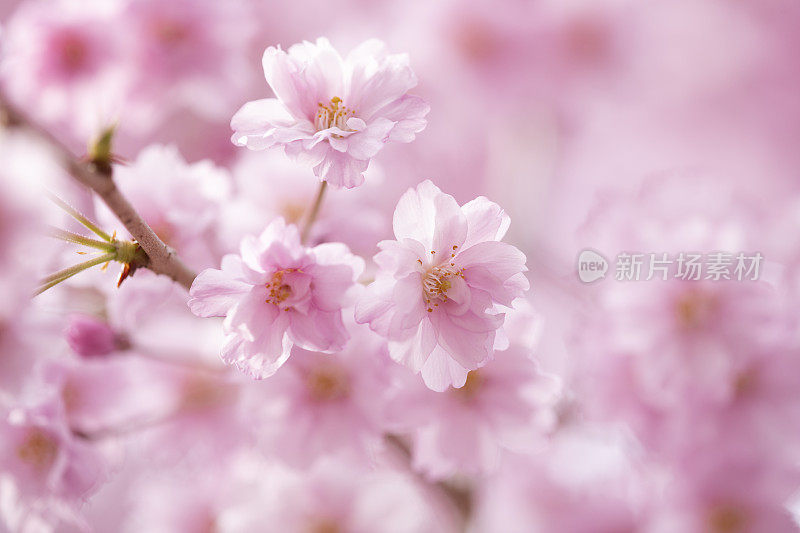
[0,397,107,528]
[96,144,231,269]
[572,175,800,459]
[356,180,528,391]
[227,459,444,533]
[388,346,559,479]
[231,37,429,189]
[473,432,649,533]
[247,321,393,466]
[189,218,364,378]
[220,150,389,258]
[649,441,800,533]
[121,0,255,123]
[0,0,127,141]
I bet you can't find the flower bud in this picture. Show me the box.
[65,315,117,358]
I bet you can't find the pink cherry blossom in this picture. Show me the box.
[387,345,559,479]
[220,150,389,258]
[120,0,256,122]
[188,218,364,379]
[356,180,529,391]
[0,0,128,142]
[96,144,231,269]
[231,37,429,189]
[245,320,394,467]
[228,459,445,533]
[0,397,107,528]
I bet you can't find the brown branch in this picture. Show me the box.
[0,94,197,290]
[384,434,473,532]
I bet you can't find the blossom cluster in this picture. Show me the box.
[2,0,800,532]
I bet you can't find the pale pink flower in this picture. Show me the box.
[231,37,429,189]
[0,0,128,142]
[0,398,107,508]
[649,441,800,533]
[355,180,529,391]
[387,346,559,479]
[220,150,389,258]
[571,175,800,459]
[121,0,255,121]
[96,144,231,269]
[247,321,394,466]
[473,440,648,533]
[188,218,364,378]
[229,459,444,533]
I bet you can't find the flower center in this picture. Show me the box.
[17,429,58,470]
[265,269,295,306]
[308,518,341,533]
[315,96,354,132]
[674,288,716,330]
[57,32,90,74]
[152,18,190,46]
[306,363,350,402]
[422,262,463,312]
[451,370,483,400]
[707,504,748,533]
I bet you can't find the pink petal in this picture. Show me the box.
[457,241,528,280]
[420,346,469,392]
[288,308,348,352]
[187,268,251,318]
[355,277,394,328]
[461,196,511,248]
[392,180,467,252]
[345,117,394,160]
[230,98,295,150]
[377,95,430,143]
[346,41,417,120]
[432,311,495,369]
[312,148,368,189]
[389,319,437,372]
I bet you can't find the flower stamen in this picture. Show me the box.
[266,269,296,306]
[17,429,58,470]
[423,262,463,311]
[315,96,354,132]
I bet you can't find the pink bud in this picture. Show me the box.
[65,315,117,358]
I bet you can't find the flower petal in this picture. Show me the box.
[188,268,250,318]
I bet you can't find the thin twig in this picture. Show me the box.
[301,180,328,244]
[384,434,471,532]
[0,94,197,290]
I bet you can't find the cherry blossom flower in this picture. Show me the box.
[572,175,800,459]
[121,0,255,122]
[0,397,107,529]
[473,437,649,533]
[220,150,388,258]
[188,218,364,379]
[356,180,529,391]
[650,440,800,533]
[387,346,559,479]
[228,459,444,533]
[0,0,128,141]
[96,144,231,269]
[231,37,429,189]
[246,321,394,466]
